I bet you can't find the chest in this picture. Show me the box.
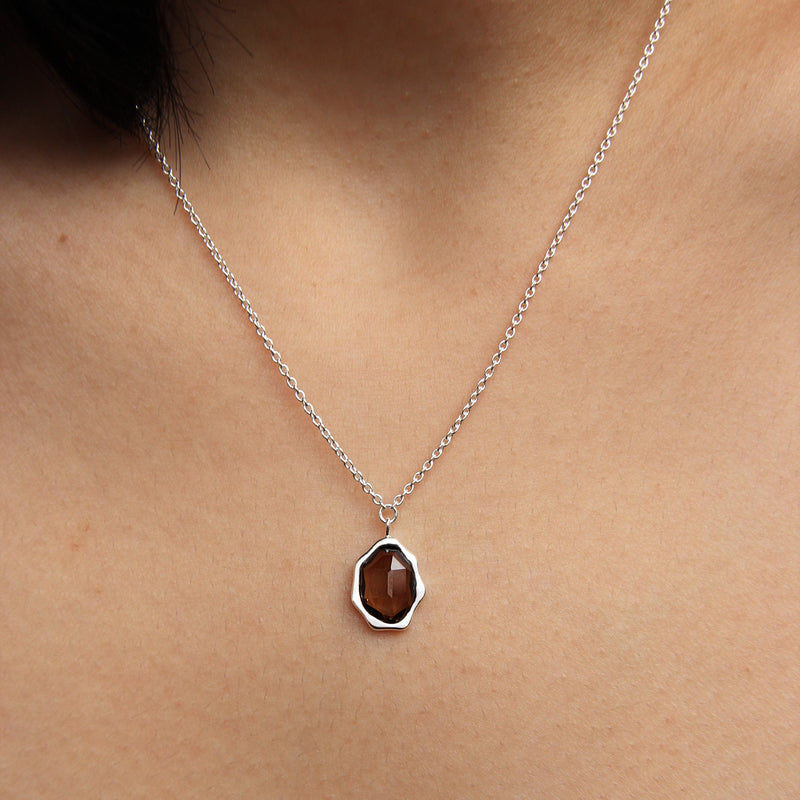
[3,205,797,798]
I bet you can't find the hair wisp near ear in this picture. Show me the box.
[3,0,187,138]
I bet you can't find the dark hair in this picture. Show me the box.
[3,0,181,136]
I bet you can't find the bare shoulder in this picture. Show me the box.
[667,0,799,205]
[652,0,799,324]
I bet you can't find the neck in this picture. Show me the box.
[174,1,663,159]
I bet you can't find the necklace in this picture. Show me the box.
[145,2,671,630]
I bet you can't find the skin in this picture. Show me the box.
[1,0,798,796]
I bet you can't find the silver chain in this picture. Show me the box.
[145,1,670,527]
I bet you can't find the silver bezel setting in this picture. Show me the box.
[352,537,426,630]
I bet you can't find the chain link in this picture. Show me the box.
[145,1,670,526]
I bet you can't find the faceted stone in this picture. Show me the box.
[359,545,417,624]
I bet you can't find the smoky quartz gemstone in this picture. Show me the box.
[358,545,417,624]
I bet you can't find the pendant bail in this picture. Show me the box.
[378,504,398,528]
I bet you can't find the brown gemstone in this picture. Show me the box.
[359,545,416,624]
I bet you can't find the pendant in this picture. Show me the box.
[352,537,426,630]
